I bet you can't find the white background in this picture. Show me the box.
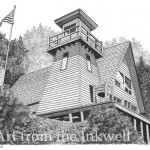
[0,0,150,53]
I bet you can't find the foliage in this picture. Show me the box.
[136,56,150,118]
[19,116,86,144]
[18,105,144,144]
[0,32,28,87]
[0,85,30,144]
[84,105,144,144]
[23,23,57,73]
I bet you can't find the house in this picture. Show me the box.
[11,9,150,143]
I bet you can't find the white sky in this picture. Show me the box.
[0,0,150,52]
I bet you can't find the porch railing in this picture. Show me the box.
[48,25,103,54]
[94,83,138,113]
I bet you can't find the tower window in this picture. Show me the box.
[64,23,76,35]
[89,85,94,103]
[61,52,68,70]
[86,54,92,72]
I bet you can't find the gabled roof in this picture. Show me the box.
[11,67,51,105]
[11,41,144,113]
[55,9,98,31]
[97,41,130,84]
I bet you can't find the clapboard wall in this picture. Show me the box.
[37,42,100,115]
[79,45,100,106]
[112,57,139,108]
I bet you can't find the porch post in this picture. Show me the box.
[69,113,73,123]
[133,118,137,130]
[146,124,150,144]
[80,111,84,122]
[140,121,144,138]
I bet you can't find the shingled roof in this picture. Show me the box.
[11,41,131,111]
[11,67,51,105]
[97,41,130,84]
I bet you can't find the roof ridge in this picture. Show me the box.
[104,41,130,50]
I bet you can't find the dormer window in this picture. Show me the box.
[115,72,131,95]
[64,23,76,35]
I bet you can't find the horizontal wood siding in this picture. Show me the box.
[113,60,139,107]
[37,54,81,115]
[79,45,100,105]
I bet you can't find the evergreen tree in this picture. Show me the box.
[0,32,28,87]
[0,85,30,144]
[136,56,150,118]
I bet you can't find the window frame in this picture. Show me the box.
[86,54,92,72]
[115,71,132,95]
[64,23,77,35]
[89,85,94,103]
[61,52,69,70]
[125,76,131,94]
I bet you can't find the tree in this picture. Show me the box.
[0,85,30,144]
[0,32,28,87]
[23,23,57,73]
[84,105,144,144]
[136,56,150,118]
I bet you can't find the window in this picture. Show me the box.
[114,96,122,104]
[89,85,94,103]
[86,55,92,72]
[131,105,137,112]
[115,72,124,88]
[115,80,121,88]
[61,52,68,70]
[64,23,76,35]
[125,77,131,94]
[117,98,122,104]
[114,96,117,102]
[128,102,131,109]
[134,106,137,112]
[131,105,134,110]
[124,100,127,107]
[115,71,132,95]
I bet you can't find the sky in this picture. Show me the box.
[0,0,150,52]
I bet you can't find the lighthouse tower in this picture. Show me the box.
[37,9,104,121]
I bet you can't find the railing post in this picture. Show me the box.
[133,118,137,131]
[69,113,73,123]
[140,121,144,138]
[87,32,89,42]
[57,35,58,45]
[80,111,84,122]
[146,124,150,144]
